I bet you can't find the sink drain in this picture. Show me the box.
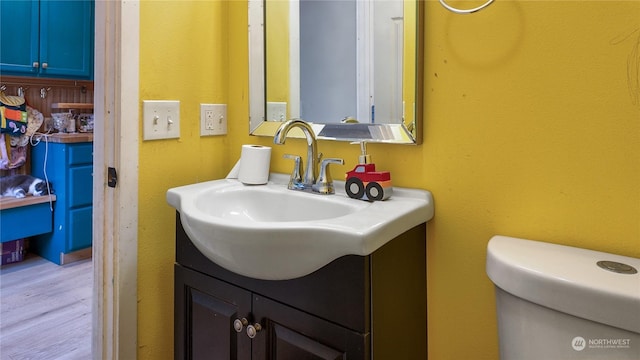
[597,260,638,274]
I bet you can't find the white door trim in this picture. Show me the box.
[93,1,139,359]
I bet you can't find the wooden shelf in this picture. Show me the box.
[51,103,93,110]
[0,195,56,211]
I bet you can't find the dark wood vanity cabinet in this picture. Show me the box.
[175,266,252,359]
[174,213,427,360]
[175,265,365,359]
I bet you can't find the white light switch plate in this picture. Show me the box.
[143,100,180,140]
[200,103,227,136]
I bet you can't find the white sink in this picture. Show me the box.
[166,173,434,280]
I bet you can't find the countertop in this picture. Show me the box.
[35,133,93,144]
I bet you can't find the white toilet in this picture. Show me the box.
[486,235,640,360]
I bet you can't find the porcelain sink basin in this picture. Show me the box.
[194,185,364,222]
[166,173,434,280]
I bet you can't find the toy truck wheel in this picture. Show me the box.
[346,177,365,199]
[365,182,384,201]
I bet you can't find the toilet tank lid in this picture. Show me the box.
[486,235,640,334]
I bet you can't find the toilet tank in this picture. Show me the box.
[486,236,640,360]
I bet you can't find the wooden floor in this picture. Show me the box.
[0,254,92,360]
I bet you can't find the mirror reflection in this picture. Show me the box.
[249,0,423,143]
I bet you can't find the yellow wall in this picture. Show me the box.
[138,1,640,359]
[138,1,231,358]
[424,2,639,357]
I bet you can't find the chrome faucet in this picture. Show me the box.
[274,119,343,194]
[274,119,319,188]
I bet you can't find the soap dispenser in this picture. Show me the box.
[345,141,393,201]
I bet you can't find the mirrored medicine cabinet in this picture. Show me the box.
[248,0,424,144]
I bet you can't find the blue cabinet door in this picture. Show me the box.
[40,0,94,79]
[68,207,92,252]
[0,0,94,79]
[0,1,40,76]
[68,166,93,208]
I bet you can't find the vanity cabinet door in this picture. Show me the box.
[252,295,369,360]
[175,265,252,360]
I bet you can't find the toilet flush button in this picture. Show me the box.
[597,260,638,274]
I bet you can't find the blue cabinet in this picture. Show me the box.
[0,196,55,243]
[0,0,94,79]
[31,140,93,264]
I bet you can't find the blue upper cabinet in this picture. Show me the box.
[0,2,40,76]
[0,0,94,80]
[39,1,94,79]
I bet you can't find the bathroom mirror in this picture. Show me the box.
[249,0,423,144]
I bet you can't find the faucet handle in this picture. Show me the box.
[283,154,303,190]
[313,158,344,194]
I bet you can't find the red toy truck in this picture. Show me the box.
[345,163,393,201]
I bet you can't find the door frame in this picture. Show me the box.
[93,1,139,359]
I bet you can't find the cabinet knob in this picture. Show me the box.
[233,318,249,333]
[32,62,39,68]
[246,323,262,339]
[42,62,48,69]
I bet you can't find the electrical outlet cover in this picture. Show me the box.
[200,103,227,136]
[266,102,287,121]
